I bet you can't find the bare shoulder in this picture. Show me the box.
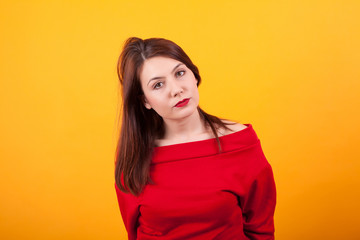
[218,120,248,136]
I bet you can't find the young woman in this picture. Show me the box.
[115,37,276,240]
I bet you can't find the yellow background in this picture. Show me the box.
[1,0,359,239]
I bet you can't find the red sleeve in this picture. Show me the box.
[115,183,140,240]
[241,163,277,240]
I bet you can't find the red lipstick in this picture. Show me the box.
[175,98,190,107]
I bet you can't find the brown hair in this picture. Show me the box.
[115,37,232,196]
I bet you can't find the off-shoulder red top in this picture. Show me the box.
[115,123,276,240]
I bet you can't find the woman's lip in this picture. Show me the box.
[174,98,190,107]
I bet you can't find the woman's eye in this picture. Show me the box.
[176,70,185,77]
[153,82,163,89]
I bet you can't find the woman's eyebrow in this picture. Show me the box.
[147,63,184,86]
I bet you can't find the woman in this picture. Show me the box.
[115,37,276,240]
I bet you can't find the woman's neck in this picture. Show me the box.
[160,109,211,144]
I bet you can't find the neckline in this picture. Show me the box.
[151,123,259,164]
[154,123,251,149]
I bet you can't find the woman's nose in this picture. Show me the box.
[170,79,183,97]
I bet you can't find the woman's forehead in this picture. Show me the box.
[143,56,181,69]
[140,57,184,81]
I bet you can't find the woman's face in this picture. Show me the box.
[139,56,199,122]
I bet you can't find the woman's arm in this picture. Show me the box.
[241,163,277,240]
[115,183,140,240]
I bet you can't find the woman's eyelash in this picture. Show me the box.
[176,70,185,77]
[153,82,163,89]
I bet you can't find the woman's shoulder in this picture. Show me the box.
[218,120,248,137]
[154,120,248,147]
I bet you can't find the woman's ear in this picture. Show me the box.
[142,96,152,109]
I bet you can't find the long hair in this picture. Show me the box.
[115,37,232,196]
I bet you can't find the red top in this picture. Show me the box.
[115,123,276,240]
